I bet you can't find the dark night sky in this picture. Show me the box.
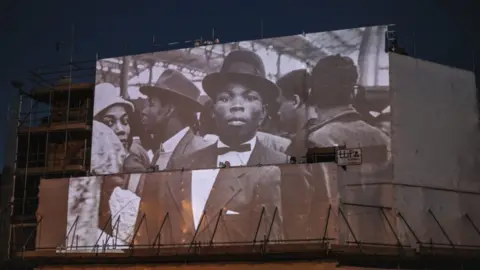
[0,0,478,167]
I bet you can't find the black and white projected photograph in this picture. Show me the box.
[91,25,391,175]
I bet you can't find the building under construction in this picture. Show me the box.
[0,60,95,267]
[1,26,480,270]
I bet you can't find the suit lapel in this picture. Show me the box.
[201,138,264,227]
[198,168,244,235]
[247,139,267,166]
[164,128,192,170]
[182,144,218,169]
[151,129,191,168]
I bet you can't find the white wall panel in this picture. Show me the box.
[390,53,480,246]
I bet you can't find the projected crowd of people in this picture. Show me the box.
[42,26,394,250]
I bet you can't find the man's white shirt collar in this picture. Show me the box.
[162,127,190,153]
[216,136,257,150]
[216,136,257,167]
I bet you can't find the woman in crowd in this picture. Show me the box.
[93,83,149,173]
[92,120,144,245]
[91,120,128,175]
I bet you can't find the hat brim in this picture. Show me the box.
[202,72,279,105]
[94,97,135,117]
[139,86,204,112]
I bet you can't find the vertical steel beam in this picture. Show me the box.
[252,207,266,246]
[465,213,480,239]
[339,207,360,248]
[397,212,421,246]
[154,212,170,255]
[92,214,112,252]
[22,216,43,252]
[265,207,278,243]
[322,204,332,243]
[189,211,206,252]
[209,209,223,246]
[428,209,454,248]
[379,208,403,248]
[129,213,146,248]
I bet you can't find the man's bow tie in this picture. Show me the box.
[217,144,252,155]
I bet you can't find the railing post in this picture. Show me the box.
[252,207,265,247]
[397,212,421,247]
[152,212,169,254]
[428,209,454,248]
[322,204,332,243]
[339,207,360,248]
[189,211,206,252]
[209,209,223,247]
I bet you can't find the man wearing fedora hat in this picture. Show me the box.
[134,51,286,244]
[276,69,321,156]
[273,68,341,240]
[176,50,290,168]
[276,69,346,240]
[307,55,392,243]
[143,51,312,243]
[123,69,212,173]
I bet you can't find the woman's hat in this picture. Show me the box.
[94,83,135,117]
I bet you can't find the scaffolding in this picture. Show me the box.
[6,59,96,263]
[8,201,480,269]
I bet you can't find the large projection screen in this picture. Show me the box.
[92,25,391,174]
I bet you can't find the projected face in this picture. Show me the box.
[100,105,130,149]
[277,96,298,133]
[141,95,171,134]
[212,83,266,145]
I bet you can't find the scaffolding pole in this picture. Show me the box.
[339,207,360,248]
[397,211,422,249]
[252,207,266,246]
[428,209,455,248]
[379,207,402,249]
[465,214,480,239]
[62,24,75,177]
[209,209,223,246]
[153,212,170,254]
[21,98,33,218]
[22,216,43,253]
[189,211,207,252]
[129,213,146,248]
[64,216,79,249]
[43,88,53,177]
[8,89,23,260]
[322,204,332,243]
[265,207,278,244]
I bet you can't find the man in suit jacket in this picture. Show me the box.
[135,163,284,246]
[123,69,212,174]
[134,51,311,246]
[308,55,392,243]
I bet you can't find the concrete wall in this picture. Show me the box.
[390,53,480,246]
